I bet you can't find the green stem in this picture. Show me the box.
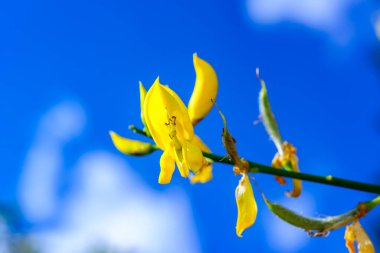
[129,126,380,195]
[203,152,380,195]
[365,196,380,211]
[129,125,149,137]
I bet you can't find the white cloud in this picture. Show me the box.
[32,152,201,253]
[18,101,201,253]
[246,0,359,42]
[18,101,86,223]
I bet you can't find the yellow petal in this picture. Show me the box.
[171,144,190,178]
[345,221,375,253]
[139,81,147,126]
[188,54,218,125]
[159,149,176,184]
[192,134,211,153]
[190,163,213,184]
[345,224,356,253]
[354,221,375,253]
[144,78,194,150]
[189,135,213,183]
[109,131,156,156]
[236,173,258,237]
[183,141,204,173]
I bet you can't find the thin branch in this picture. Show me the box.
[128,125,149,137]
[130,126,380,194]
[202,152,380,195]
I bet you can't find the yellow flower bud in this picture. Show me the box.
[109,131,156,156]
[236,173,257,237]
[188,54,218,125]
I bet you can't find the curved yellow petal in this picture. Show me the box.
[192,134,211,153]
[159,149,176,184]
[109,131,156,156]
[236,173,257,237]
[190,163,213,184]
[188,54,218,125]
[144,78,194,150]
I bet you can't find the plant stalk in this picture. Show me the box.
[129,125,380,194]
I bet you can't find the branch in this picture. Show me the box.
[202,152,380,195]
[129,126,380,194]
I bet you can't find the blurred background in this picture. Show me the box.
[0,0,380,252]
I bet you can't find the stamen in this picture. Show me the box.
[163,108,181,149]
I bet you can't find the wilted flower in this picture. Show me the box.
[236,173,258,237]
[345,220,374,253]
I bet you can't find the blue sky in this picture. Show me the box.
[0,0,380,252]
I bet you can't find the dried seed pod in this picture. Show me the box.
[257,69,301,197]
[213,100,245,171]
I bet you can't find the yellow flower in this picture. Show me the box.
[236,173,258,237]
[188,53,218,125]
[345,220,375,253]
[109,131,157,156]
[144,78,210,184]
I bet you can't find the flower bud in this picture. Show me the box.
[109,131,156,156]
